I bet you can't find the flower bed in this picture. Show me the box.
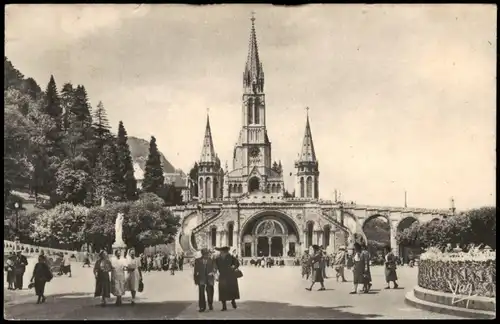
[418,248,496,298]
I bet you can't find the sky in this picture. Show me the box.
[5,4,496,210]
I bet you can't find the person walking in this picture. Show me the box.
[30,255,53,304]
[6,252,16,290]
[178,253,184,271]
[82,252,91,268]
[333,246,348,282]
[214,246,241,311]
[94,251,112,307]
[384,245,399,289]
[300,250,311,279]
[125,248,143,305]
[169,253,177,275]
[14,249,28,290]
[350,242,371,294]
[111,249,127,306]
[62,253,72,277]
[193,248,216,312]
[305,245,326,291]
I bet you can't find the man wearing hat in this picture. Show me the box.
[214,246,241,311]
[305,245,326,291]
[333,246,348,282]
[14,249,28,290]
[193,248,216,312]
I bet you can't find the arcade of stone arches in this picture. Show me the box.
[205,215,339,258]
[200,212,434,258]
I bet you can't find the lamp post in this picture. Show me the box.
[13,202,20,237]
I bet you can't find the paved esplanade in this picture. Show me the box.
[5,261,464,320]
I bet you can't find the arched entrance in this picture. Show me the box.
[396,216,420,263]
[240,211,300,258]
[248,177,260,192]
[362,214,391,261]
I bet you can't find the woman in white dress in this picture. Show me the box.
[111,249,127,305]
[125,248,143,304]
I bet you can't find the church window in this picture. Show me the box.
[248,98,254,124]
[238,184,243,193]
[307,222,314,247]
[276,184,281,193]
[271,184,276,193]
[266,184,270,193]
[254,98,260,124]
[228,184,232,194]
[323,225,331,248]
[228,223,234,246]
[306,177,313,198]
[314,179,319,199]
[300,177,305,198]
[206,178,212,199]
[214,179,219,199]
[210,227,217,247]
[199,178,204,198]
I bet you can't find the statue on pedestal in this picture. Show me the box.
[112,213,126,249]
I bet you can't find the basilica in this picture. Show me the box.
[173,17,451,261]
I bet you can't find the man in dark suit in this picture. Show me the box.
[193,248,216,312]
[15,250,29,290]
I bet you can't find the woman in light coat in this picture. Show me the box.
[125,248,143,304]
[111,249,127,305]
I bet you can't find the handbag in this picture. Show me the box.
[138,279,144,293]
[234,269,243,279]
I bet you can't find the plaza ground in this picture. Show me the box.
[4,260,465,320]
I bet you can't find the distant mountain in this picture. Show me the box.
[127,136,177,178]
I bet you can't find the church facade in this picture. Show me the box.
[173,17,452,259]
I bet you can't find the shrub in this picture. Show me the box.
[397,207,496,249]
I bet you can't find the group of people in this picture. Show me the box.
[93,248,143,306]
[193,246,242,313]
[5,250,29,290]
[249,255,286,268]
[301,243,400,294]
[139,252,184,274]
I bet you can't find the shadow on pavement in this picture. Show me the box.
[4,292,193,320]
[178,300,383,319]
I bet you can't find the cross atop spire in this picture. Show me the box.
[199,113,217,163]
[243,12,264,94]
[298,109,317,162]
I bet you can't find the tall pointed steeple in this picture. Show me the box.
[295,108,320,199]
[243,12,264,94]
[299,108,317,162]
[200,113,217,163]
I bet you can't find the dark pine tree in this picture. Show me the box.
[43,75,62,128]
[142,136,165,195]
[92,101,112,152]
[116,121,137,200]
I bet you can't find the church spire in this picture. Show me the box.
[243,12,264,94]
[200,113,217,163]
[299,108,317,162]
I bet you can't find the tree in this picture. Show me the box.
[188,162,199,197]
[60,83,74,131]
[86,193,180,252]
[43,75,62,127]
[142,136,165,195]
[92,101,112,151]
[30,203,89,250]
[4,56,25,91]
[21,77,42,101]
[92,142,121,205]
[54,157,91,205]
[4,97,32,200]
[116,121,137,201]
[467,207,496,249]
